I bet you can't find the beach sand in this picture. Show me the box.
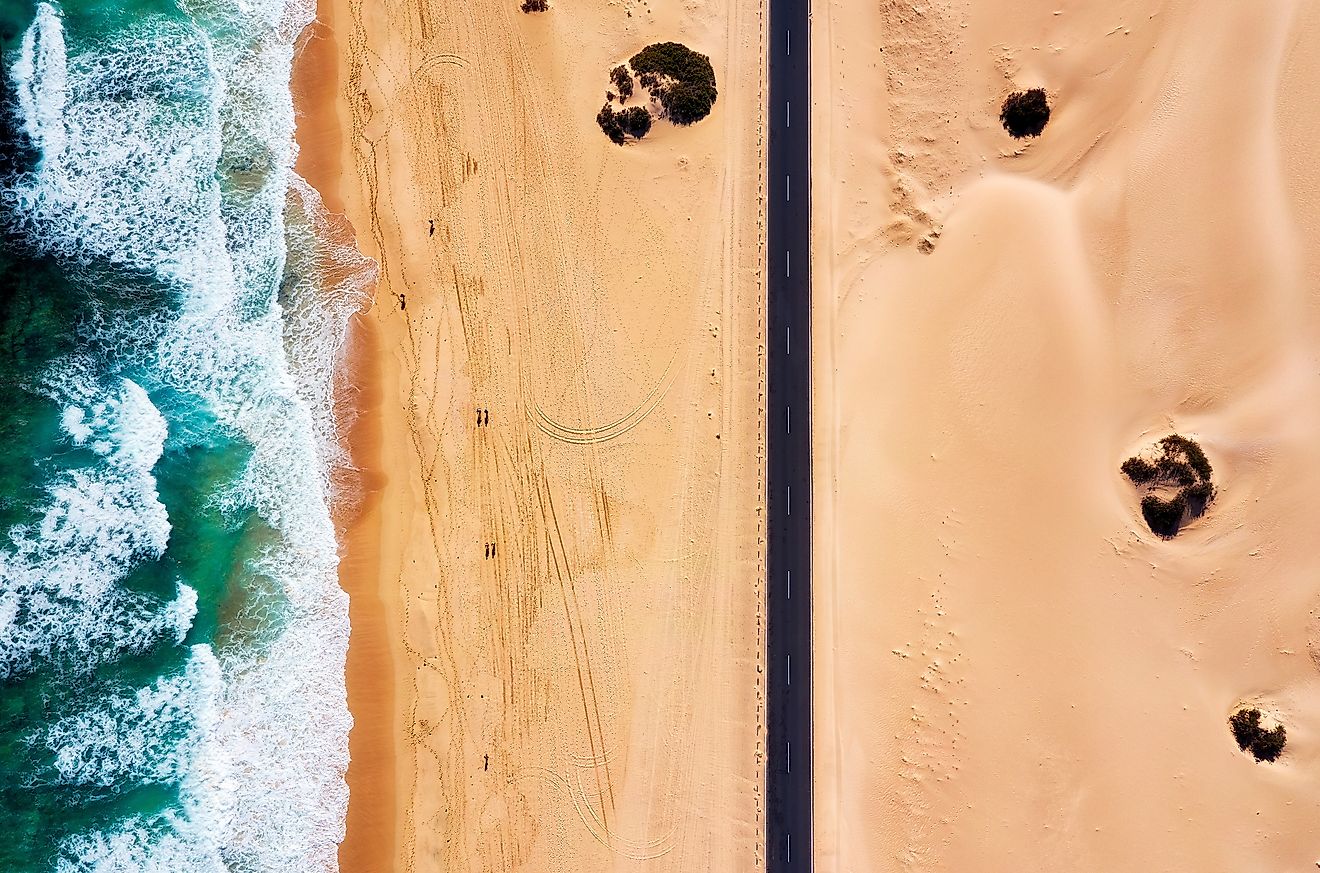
[814,2,1320,870]
[301,0,768,869]
[293,12,399,873]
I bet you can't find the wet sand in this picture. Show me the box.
[292,13,399,872]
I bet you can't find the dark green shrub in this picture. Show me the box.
[658,80,716,125]
[618,106,652,138]
[1252,725,1287,762]
[1229,708,1262,750]
[597,104,651,144]
[596,105,624,145]
[1183,480,1214,513]
[1155,456,1196,486]
[1120,457,1157,484]
[1000,88,1050,139]
[1141,494,1185,539]
[629,42,718,125]
[630,42,715,88]
[610,65,634,102]
[1161,434,1212,481]
[1229,708,1287,762]
[521,0,548,11]
[1122,433,1214,538]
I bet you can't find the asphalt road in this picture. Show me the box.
[765,0,812,870]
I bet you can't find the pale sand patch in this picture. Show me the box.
[324,0,767,869]
[816,1,1320,870]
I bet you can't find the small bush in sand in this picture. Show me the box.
[1000,88,1050,139]
[1183,479,1214,515]
[1121,433,1215,539]
[597,105,625,145]
[1229,708,1287,763]
[610,65,635,102]
[596,104,652,144]
[521,0,548,11]
[1140,494,1186,539]
[1119,457,1157,485]
[1160,433,1212,481]
[618,106,652,138]
[1155,455,1197,487]
[629,42,718,125]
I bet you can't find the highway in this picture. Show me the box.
[765,0,812,870]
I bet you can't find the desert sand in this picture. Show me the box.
[814,1,1320,870]
[301,0,768,869]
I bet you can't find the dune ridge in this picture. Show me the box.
[815,1,1320,870]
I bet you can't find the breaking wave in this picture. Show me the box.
[0,0,374,866]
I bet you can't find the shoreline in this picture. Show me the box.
[290,9,398,873]
[329,312,397,873]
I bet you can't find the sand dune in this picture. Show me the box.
[312,0,767,869]
[815,1,1320,870]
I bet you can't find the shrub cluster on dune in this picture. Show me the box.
[1120,434,1215,538]
[630,42,718,125]
[596,42,717,145]
[1000,87,1050,138]
[1229,707,1287,763]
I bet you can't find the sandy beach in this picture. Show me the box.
[298,0,768,869]
[293,12,399,872]
[814,1,1320,870]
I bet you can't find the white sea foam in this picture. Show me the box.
[283,175,375,486]
[0,376,189,677]
[6,0,367,866]
[10,1,67,162]
[57,825,226,873]
[5,9,221,274]
[54,645,233,873]
[45,643,217,788]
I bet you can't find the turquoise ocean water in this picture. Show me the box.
[0,0,371,866]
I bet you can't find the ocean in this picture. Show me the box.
[0,0,372,867]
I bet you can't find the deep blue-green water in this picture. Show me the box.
[0,0,370,866]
